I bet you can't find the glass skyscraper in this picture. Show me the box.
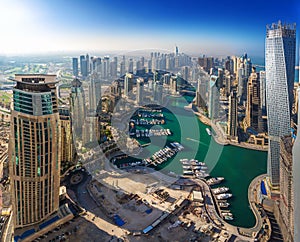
[265,21,296,187]
[208,75,221,121]
[70,78,86,137]
[72,57,78,77]
[9,75,61,227]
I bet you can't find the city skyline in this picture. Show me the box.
[0,0,299,57]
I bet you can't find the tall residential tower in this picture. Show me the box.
[266,21,296,187]
[9,75,61,227]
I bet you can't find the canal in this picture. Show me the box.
[121,95,267,228]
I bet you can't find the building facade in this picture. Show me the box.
[227,90,238,138]
[9,75,61,228]
[59,106,75,172]
[245,69,263,133]
[88,74,101,115]
[70,78,86,137]
[260,71,266,115]
[266,21,296,187]
[136,78,144,105]
[208,75,221,121]
[72,57,78,77]
[124,73,134,97]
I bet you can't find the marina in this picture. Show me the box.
[143,143,182,167]
[134,128,172,138]
[119,96,267,228]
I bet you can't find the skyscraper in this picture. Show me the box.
[86,53,90,75]
[227,90,238,138]
[120,61,126,76]
[170,76,178,95]
[153,80,163,104]
[70,78,86,137]
[102,56,110,79]
[80,55,87,77]
[124,73,134,97]
[208,75,221,121]
[245,68,263,133]
[260,71,267,115]
[196,78,207,108]
[110,57,118,78]
[266,21,296,187]
[9,74,61,227]
[128,59,134,73]
[72,57,78,77]
[59,106,75,172]
[88,74,101,115]
[198,56,214,73]
[136,78,144,105]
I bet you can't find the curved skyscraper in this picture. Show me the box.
[9,75,61,227]
[266,21,296,187]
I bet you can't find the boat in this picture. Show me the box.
[181,161,190,165]
[224,215,234,221]
[196,173,210,178]
[206,128,212,136]
[221,212,233,217]
[207,177,224,185]
[216,193,232,200]
[183,170,194,176]
[219,202,230,208]
[212,187,230,195]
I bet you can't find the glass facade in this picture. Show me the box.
[9,75,60,228]
[265,22,296,186]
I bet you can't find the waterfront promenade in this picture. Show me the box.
[193,111,268,151]
[244,174,271,241]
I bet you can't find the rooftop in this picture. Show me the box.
[11,74,58,85]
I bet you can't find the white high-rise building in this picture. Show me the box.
[266,21,296,187]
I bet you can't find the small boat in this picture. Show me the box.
[221,212,233,217]
[216,193,232,200]
[183,170,194,175]
[206,128,212,136]
[212,187,230,195]
[219,202,230,208]
[224,215,234,221]
[207,177,224,185]
[196,173,210,178]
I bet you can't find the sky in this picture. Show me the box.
[0,0,299,57]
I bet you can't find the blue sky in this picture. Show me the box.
[0,0,299,57]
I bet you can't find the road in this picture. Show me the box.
[194,178,256,242]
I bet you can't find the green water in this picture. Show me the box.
[126,95,267,228]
